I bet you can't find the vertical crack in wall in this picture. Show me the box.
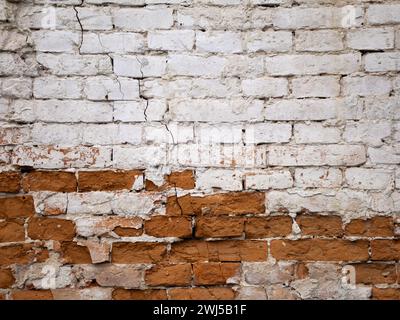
[73,0,84,55]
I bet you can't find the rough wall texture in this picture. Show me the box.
[0,0,400,300]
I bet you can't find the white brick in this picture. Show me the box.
[84,77,139,101]
[245,123,292,144]
[342,76,392,96]
[343,121,391,147]
[113,100,167,122]
[294,123,341,144]
[246,31,292,53]
[112,193,161,217]
[31,124,81,145]
[196,169,243,191]
[169,99,264,122]
[241,77,288,98]
[345,168,392,190]
[144,123,193,144]
[77,7,113,30]
[82,124,142,145]
[196,31,242,53]
[148,30,194,51]
[295,168,342,188]
[292,76,340,98]
[113,55,167,77]
[67,192,113,215]
[265,53,361,75]
[0,30,29,51]
[367,5,400,25]
[363,96,400,120]
[0,53,39,76]
[31,30,79,53]
[113,145,167,168]
[143,78,241,98]
[245,170,293,190]
[295,30,344,52]
[273,6,363,29]
[265,99,336,121]
[10,100,113,123]
[0,78,32,99]
[81,32,146,54]
[396,171,400,189]
[368,146,400,165]
[196,124,242,144]
[113,8,173,31]
[347,28,394,50]
[36,53,112,76]
[365,53,400,72]
[268,145,366,166]
[33,77,82,99]
[0,126,30,145]
[167,55,226,77]
[11,146,111,169]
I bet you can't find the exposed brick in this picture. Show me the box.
[112,289,167,300]
[145,264,192,286]
[271,239,369,261]
[0,171,20,193]
[245,216,292,238]
[167,192,265,216]
[60,242,92,264]
[166,170,195,190]
[145,216,192,238]
[193,262,240,285]
[78,170,142,191]
[0,219,25,242]
[170,240,267,262]
[345,217,394,237]
[22,171,77,192]
[195,217,244,238]
[28,217,75,241]
[112,242,167,263]
[0,244,48,266]
[0,268,15,288]
[296,215,343,237]
[11,290,54,300]
[353,263,398,285]
[168,287,235,300]
[0,196,35,219]
[113,226,143,237]
[372,288,400,300]
[371,240,400,261]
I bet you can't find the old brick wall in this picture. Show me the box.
[0,0,399,300]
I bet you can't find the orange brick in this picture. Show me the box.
[145,216,192,238]
[372,288,400,300]
[353,263,398,284]
[0,196,35,219]
[296,215,343,237]
[0,172,21,193]
[0,268,15,288]
[167,192,265,216]
[22,171,77,192]
[145,264,192,286]
[112,242,167,263]
[60,242,92,264]
[245,216,292,238]
[167,170,195,190]
[271,239,369,261]
[345,217,394,237]
[112,289,167,300]
[170,240,267,263]
[195,216,244,238]
[371,240,400,261]
[113,226,143,237]
[168,287,235,300]
[0,244,48,266]
[28,217,75,241]
[193,262,240,285]
[0,219,25,242]
[11,290,54,300]
[78,170,142,191]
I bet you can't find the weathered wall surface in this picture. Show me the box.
[0,0,399,300]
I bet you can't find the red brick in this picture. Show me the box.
[145,216,192,238]
[353,263,398,284]
[78,170,142,191]
[112,242,167,263]
[193,262,240,285]
[0,171,21,193]
[145,264,192,286]
[0,244,48,266]
[0,219,25,242]
[245,216,292,238]
[0,268,15,288]
[345,217,394,237]
[0,196,35,218]
[170,240,267,263]
[371,240,400,261]
[169,287,235,300]
[372,288,400,300]
[296,215,343,237]
[60,242,92,264]
[11,290,54,300]
[28,217,75,241]
[112,289,167,300]
[271,239,369,261]
[195,217,244,238]
[22,171,77,192]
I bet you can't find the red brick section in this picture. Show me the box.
[345,217,394,237]
[372,288,400,300]
[193,262,240,285]
[0,195,35,218]
[195,216,244,238]
[352,263,398,284]
[22,171,77,192]
[0,268,15,288]
[0,219,25,242]
[112,242,167,263]
[145,264,192,286]
[371,240,400,260]
[167,192,266,215]
[10,290,54,300]
[245,216,292,238]
[296,215,343,237]
[0,244,48,266]
[145,216,192,238]
[0,172,21,193]
[113,289,167,300]
[146,170,195,191]
[168,288,236,300]
[78,170,142,191]
[28,217,76,241]
[270,239,369,261]
[60,242,92,264]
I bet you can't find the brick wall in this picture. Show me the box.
[0,0,399,300]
